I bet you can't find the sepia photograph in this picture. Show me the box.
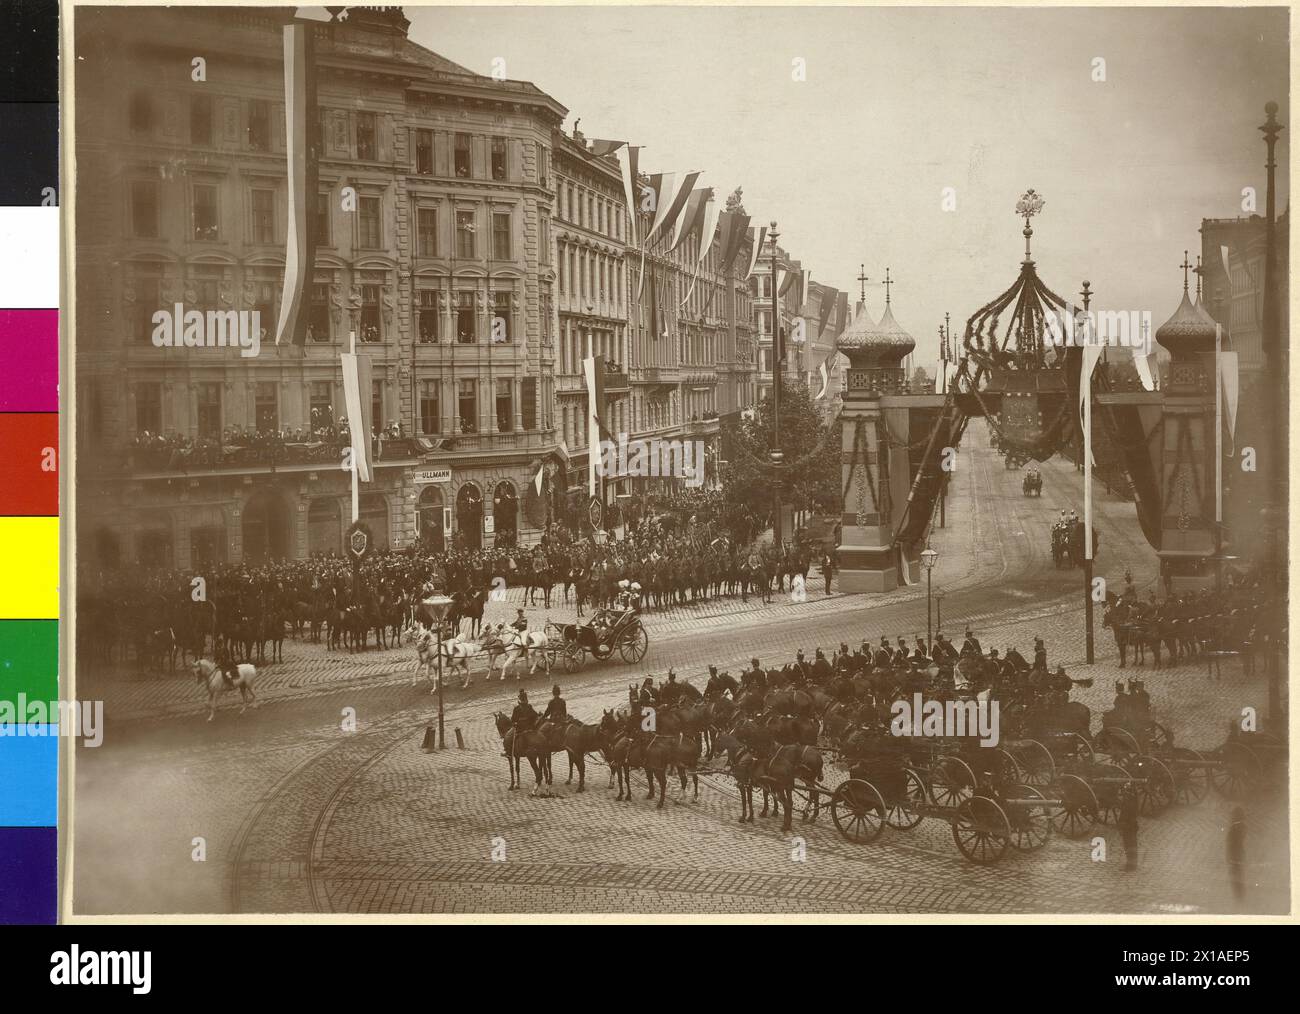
[65,1,1289,919]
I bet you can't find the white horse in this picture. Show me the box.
[192,658,257,721]
[499,626,551,679]
[410,623,437,687]
[438,628,505,690]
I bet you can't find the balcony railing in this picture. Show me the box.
[125,430,421,474]
[603,369,630,392]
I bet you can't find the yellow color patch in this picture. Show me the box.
[0,518,58,618]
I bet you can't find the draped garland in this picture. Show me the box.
[725,410,842,474]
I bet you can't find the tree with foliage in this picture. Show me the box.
[721,377,840,542]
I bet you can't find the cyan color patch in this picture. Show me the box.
[0,728,57,825]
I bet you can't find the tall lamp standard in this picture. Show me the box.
[423,594,454,749]
[768,222,783,553]
[920,545,938,648]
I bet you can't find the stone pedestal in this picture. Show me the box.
[837,523,897,592]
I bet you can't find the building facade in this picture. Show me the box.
[74,6,566,569]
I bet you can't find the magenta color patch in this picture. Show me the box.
[0,309,57,411]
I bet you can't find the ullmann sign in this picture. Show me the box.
[414,468,452,485]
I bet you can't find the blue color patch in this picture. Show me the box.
[0,826,56,924]
[0,728,57,825]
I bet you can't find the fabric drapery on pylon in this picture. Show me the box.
[1220,350,1239,449]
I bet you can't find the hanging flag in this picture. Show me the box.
[898,547,915,586]
[1078,343,1103,468]
[340,350,374,482]
[533,462,545,495]
[778,265,798,298]
[1219,244,1232,282]
[587,138,626,158]
[619,145,642,246]
[583,355,607,498]
[744,225,767,278]
[835,291,849,334]
[716,211,750,275]
[646,170,700,245]
[1133,350,1156,392]
[798,269,811,315]
[274,18,319,346]
[817,286,837,336]
[556,438,570,462]
[1221,350,1240,449]
[934,361,946,394]
[669,186,710,253]
[648,264,660,340]
[815,350,836,399]
[697,196,722,267]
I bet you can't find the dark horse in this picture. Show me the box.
[494,712,551,795]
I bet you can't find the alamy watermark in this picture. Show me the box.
[151,303,261,358]
[1043,307,1154,355]
[890,693,1000,747]
[597,435,706,488]
[0,696,104,747]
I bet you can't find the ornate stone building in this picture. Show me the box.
[74,6,565,567]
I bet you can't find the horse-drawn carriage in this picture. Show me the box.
[1022,467,1042,497]
[544,608,649,673]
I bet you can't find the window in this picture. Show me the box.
[129,92,153,136]
[360,284,381,342]
[491,291,511,343]
[457,379,477,433]
[248,99,270,151]
[538,146,549,187]
[491,212,511,260]
[255,382,278,432]
[310,381,333,428]
[194,274,219,312]
[540,217,550,264]
[136,382,161,434]
[359,196,381,249]
[251,188,275,244]
[495,379,513,433]
[419,380,440,434]
[356,111,377,160]
[418,289,439,343]
[415,129,433,174]
[308,282,330,342]
[371,380,384,433]
[192,184,218,241]
[417,207,437,257]
[521,376,537,431]
[196,383,222,440]
[456,292,475,343]
[191,94,212,145]
[455,209,475,258]
[454,132,471,177]
[134,265,162,341]
[491,137,507,180]
[252,280,275,340]
[315,191,330,246]
[131,181,159,239]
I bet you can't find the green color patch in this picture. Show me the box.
[0,620,58,708]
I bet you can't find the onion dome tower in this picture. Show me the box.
[1156,251,1218,359]
[836,267,915,392]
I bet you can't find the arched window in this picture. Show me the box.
[417,485,445,553]
[493,481,518,547]
[456,482,483,551]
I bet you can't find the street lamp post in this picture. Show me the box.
[423,594,454,749]
[935,590,944,637]
[920,546,938,649]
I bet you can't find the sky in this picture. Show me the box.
[407,4,1289,364]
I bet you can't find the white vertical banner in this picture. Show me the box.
[340,351,374,483]
[583,355,603,497]
[1132,349,1156,392]
[1080,343,1102,560]
[1220,350,1240,448]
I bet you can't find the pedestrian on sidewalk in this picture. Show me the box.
[1227,806,1247,907]
[820,550,836,595]
[1118,785,1139,872]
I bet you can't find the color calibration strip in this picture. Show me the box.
[0,0,59,925]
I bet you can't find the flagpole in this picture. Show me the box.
[1080,282,1094,665]
[1215,322,1222,590]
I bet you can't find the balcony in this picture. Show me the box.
[442,430,555,454]
[603,366,630,393]
[122,431,423,478]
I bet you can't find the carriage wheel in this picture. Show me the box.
[1061,734,1094,766]
[1210,742,1264,799]
[1127,756,1176,816]
[830,779,886,844]
[1007,784,1053,851]
[563,643,585,673]
[885,768,927,830]
[952,797,1010,864]
[929,756,977,808]
[617,623,649,664]
[1090,763,1131,824]
[991,749,1022,788]
[1049,774,1098,839]
[1170,748,1210,805]
[1095,726,1140,761]
[1017,740,1056,787]
[1148,722,1173,750]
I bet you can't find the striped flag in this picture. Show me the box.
[340,351,374,482]
[669,187,710,253]
[587,138,626,157]
[274,18,320,345]
[817,285,837,336]
[815,350,836,400]
[534,462,545,495]
[744,225,768,278]
[697,195,722,266]
[619,145,642,246]
[717,211,750,275]
[583,355,607,497]
[835,291,849,334]
[646,171,700,245]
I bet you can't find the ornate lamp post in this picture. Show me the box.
[920,545,938,647]
[423,593,454,748]
[769,222,783,554]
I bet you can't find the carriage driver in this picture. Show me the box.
[216,645,240,688]
[511,608,528,634]
[742,658,766,694]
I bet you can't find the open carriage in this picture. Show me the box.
[544,609,649,673]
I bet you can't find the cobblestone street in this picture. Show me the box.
[71,435,1290,917]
